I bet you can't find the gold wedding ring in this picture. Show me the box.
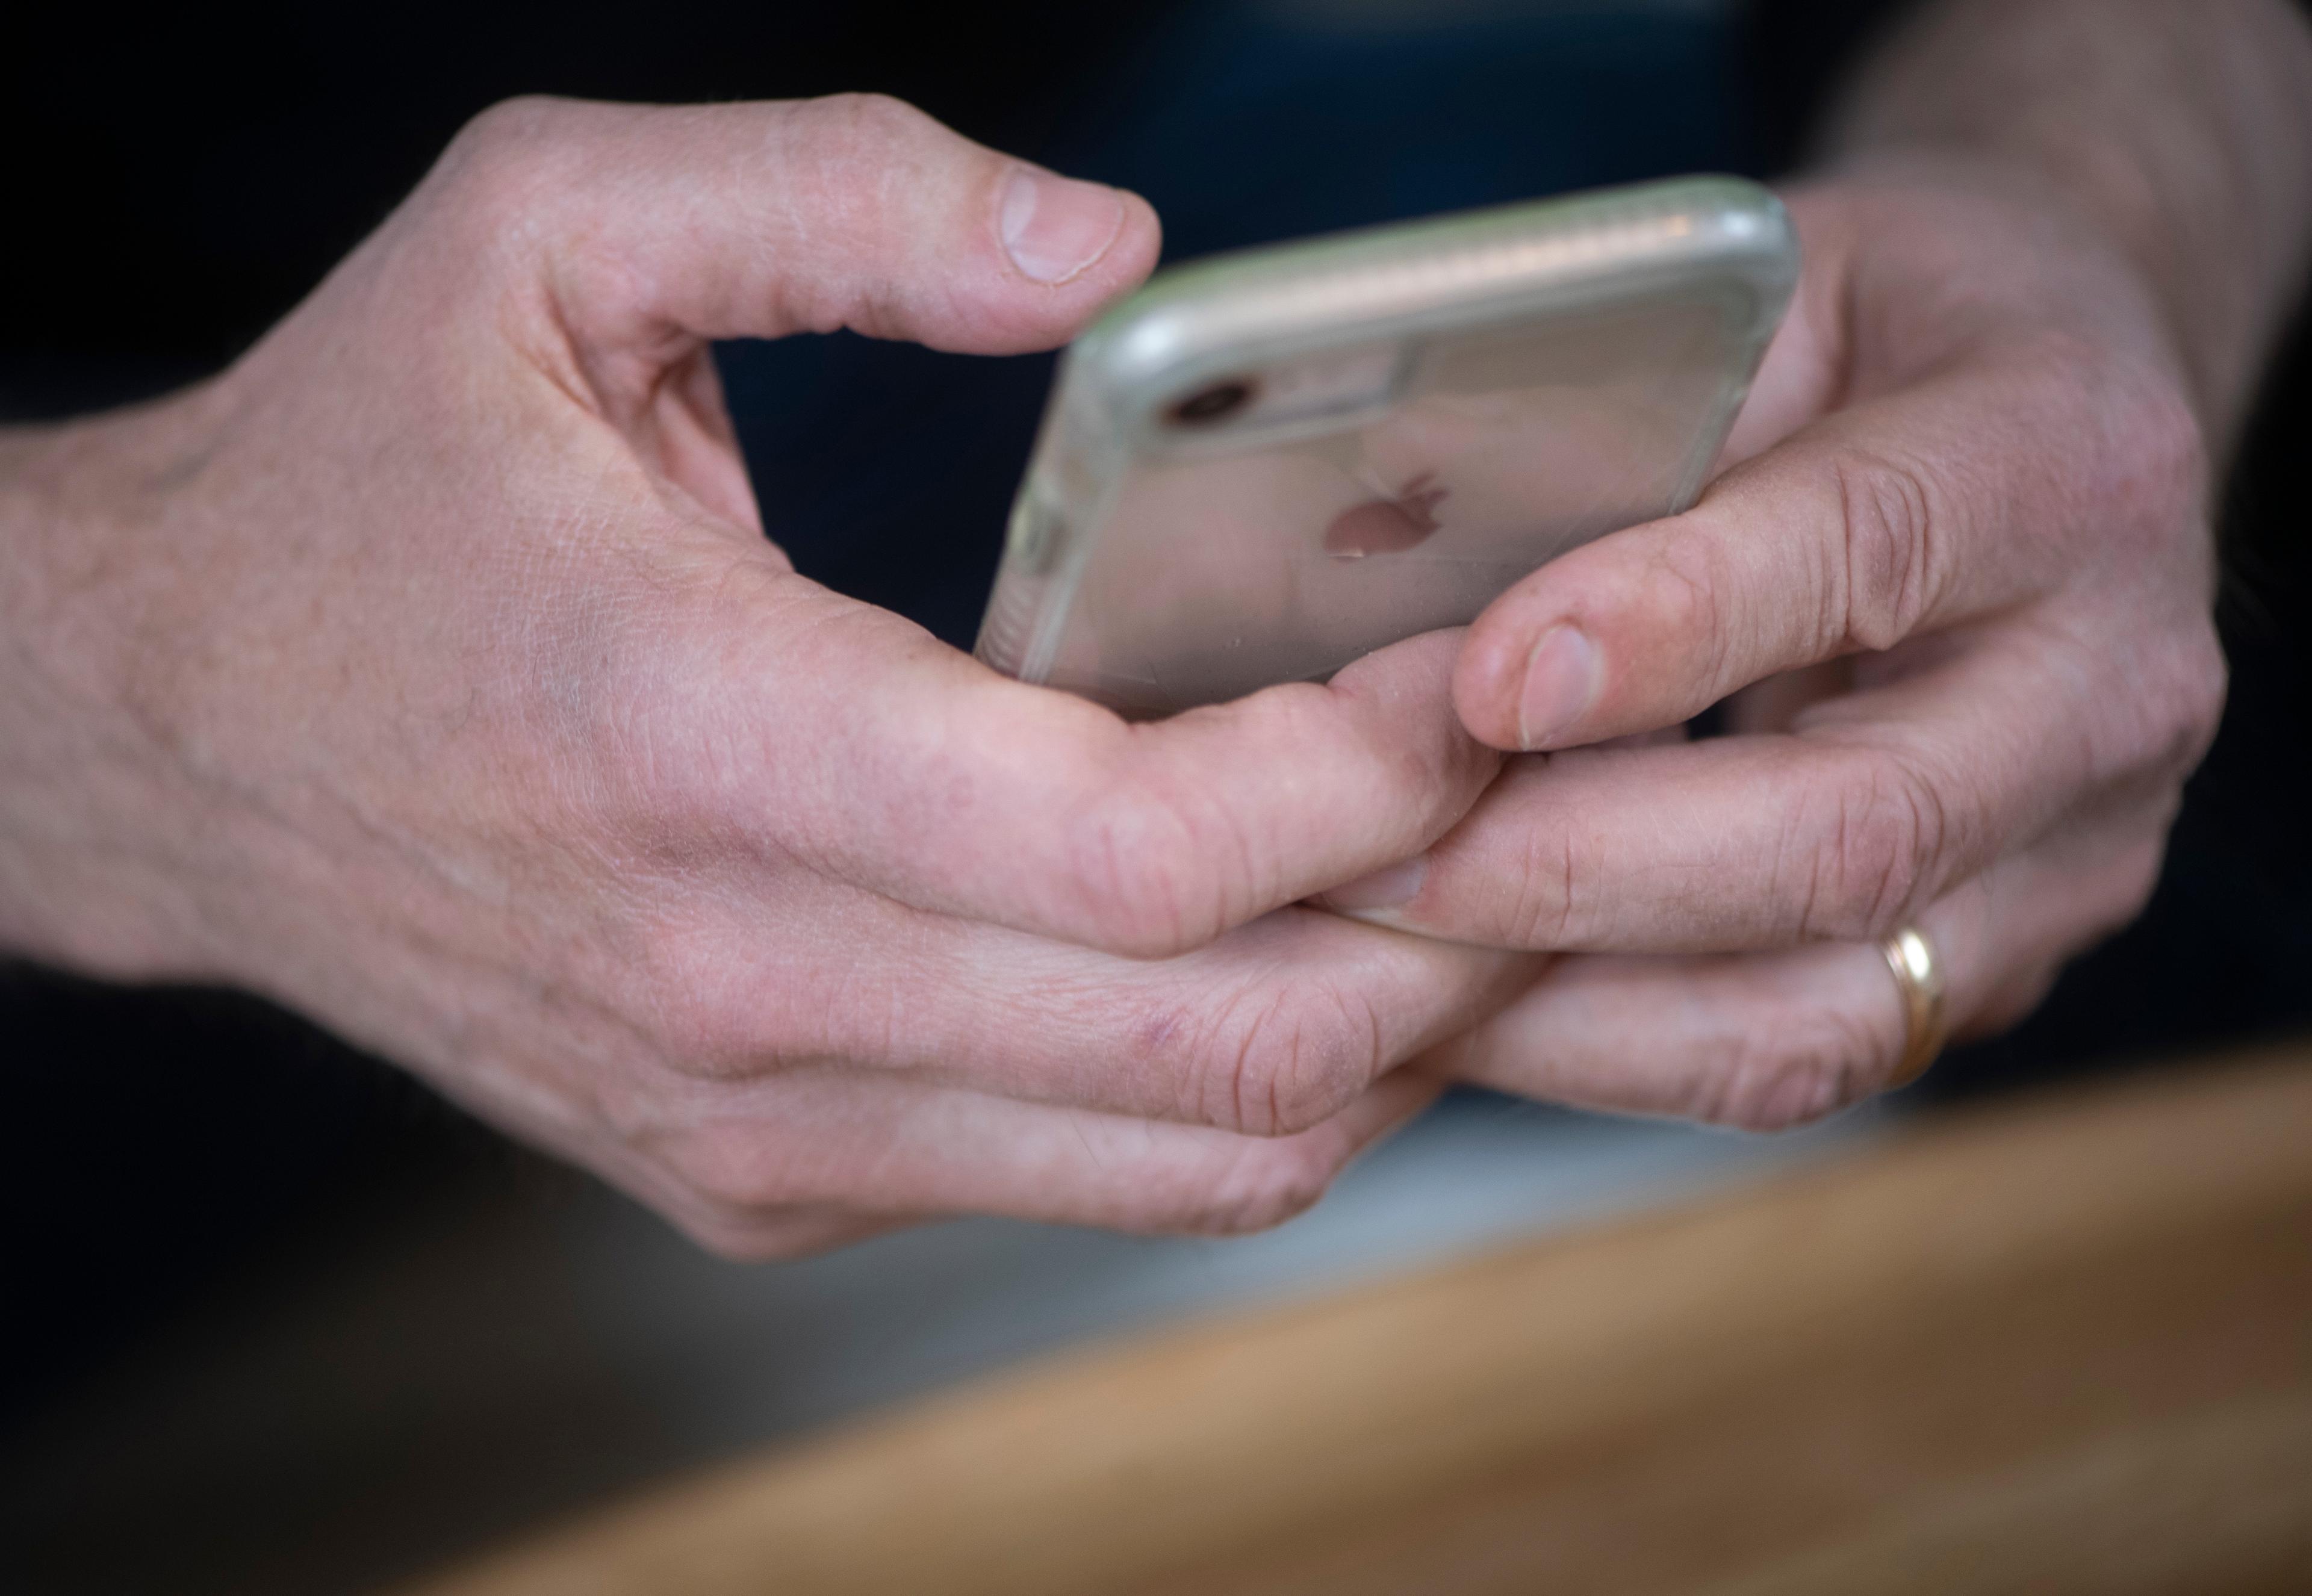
[1880,925,1947,1087]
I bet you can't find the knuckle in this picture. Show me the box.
[2084,609,2227,801]
[1699,1003,1886,1131]
[793,90,942,154]
[454,93,567,152]
[2148,615,2230,771]
[672,1150,788,1219]
[435,95,584,214]
[1504,821,1589,949]
[1185,1140,1344,1235]
[2109,376,2210,530]
[2180,624,2230,748]
[1822,446,1944,653]
[1172,981,1382,1137]
[667,1126,827,1216]
[1793,752,1948,941]
[1058,781,1233,957]
[2033,335,2208,571]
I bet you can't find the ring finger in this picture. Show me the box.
[1421,804,2166,1128]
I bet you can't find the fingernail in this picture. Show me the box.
[1321,855,1428,918]
[1000,168,1124,284]
[1516,625,1602,750]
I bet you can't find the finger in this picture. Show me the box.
[1713,203,1848,468]
[671,597,1505,958]
[622,1069,1444,1259]
[1426,807,2165,1128]
[1331,614,2211,952]
[1452,350,2198,752]
[430,92,1159,362]
[659,883,1542,1136]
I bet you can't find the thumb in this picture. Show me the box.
[431,92,1160,360]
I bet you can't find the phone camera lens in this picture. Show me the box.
[1167,380,1256,426]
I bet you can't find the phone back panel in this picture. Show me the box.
[976,178,1798,716]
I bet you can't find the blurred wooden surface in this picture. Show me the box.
[402,1045,2312,1596]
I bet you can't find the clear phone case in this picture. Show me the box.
[975,176,1798,716]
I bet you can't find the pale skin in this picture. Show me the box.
[2,1,2308,1255]
[1362,0,2312,1121]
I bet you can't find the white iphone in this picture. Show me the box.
[974,175,1798,717]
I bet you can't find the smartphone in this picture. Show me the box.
[974,176,1798,717]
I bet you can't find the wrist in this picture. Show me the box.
[1814,0,2312,451]
[0,405,227,980]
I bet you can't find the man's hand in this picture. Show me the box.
[1322,0,2312,1129]
[0,95,1538,1255]
[1325,164,2235,1125]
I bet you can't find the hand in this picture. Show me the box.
[0,95,1539,1255]
[1322,163,2224,1126]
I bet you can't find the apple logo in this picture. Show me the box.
[1324,471,1448,558]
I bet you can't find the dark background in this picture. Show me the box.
[3,0,2306,1450]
